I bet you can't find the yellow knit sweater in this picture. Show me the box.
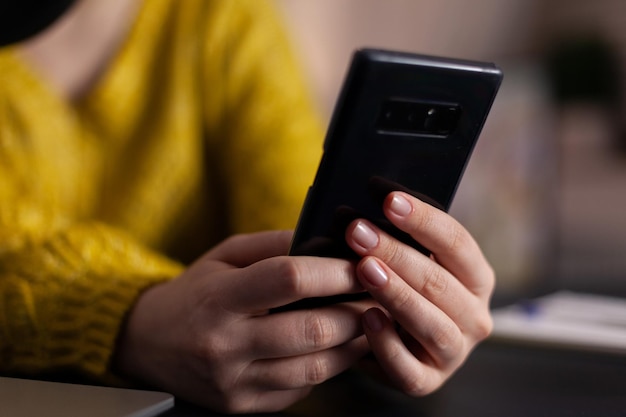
[0,0,322,379]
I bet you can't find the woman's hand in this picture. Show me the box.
[114,231,371,414]
[345,191,495,396]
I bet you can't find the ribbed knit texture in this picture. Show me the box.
[0,0,323,380]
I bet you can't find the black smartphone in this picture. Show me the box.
[278,49,502,310]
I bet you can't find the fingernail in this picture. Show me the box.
[352,221,379,250]
[361,257,388,287]
[364,309,385,332]
[390,194,412,217]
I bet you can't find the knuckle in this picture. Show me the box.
[274,258,309,296]
[420,265,449,297]
[444,223,470,253]
[187,334,257,414]
[221,233,245,247]
[304,356,330,385]
[204,365,254,414]
[384,239,411,268]
[194,324,239,365]
[399,373,432,397]
[392,283,416,313]
[219,394,251,415]
[429,321,462,356]
[480,264,497,295]
[303,311,336,350]
[197,335,228,364]
[474,311,494,341]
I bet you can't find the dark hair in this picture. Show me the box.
[0,0,77,46]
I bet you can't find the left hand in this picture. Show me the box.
[344,191,495,396]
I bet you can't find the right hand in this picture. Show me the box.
[114,230,372,414]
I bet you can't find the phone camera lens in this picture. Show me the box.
[376,99,461,136]
[424,108,437,130]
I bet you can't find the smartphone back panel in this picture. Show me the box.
[289,49,502,259]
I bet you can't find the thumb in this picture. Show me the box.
[205,230,294,267]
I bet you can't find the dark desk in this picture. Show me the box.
[163,340,626,417]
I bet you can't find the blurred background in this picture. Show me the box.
[274,0,626,300]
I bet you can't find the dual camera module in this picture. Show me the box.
[376,99,462,136]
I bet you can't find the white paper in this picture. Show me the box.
[491,291,626,354]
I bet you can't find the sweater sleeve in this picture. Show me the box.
[0,220,183,378]
[201,0,325,234]
[0,48,184,379]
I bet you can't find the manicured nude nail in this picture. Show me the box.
[352,221,379,250]
[390,194,412,217]
[362,257,388,287]
[364,308,385,332]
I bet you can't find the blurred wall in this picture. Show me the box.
[537,0,626,111]
[275,0,538,116]
[535,0,626,292]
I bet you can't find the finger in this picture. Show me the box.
[357,257,466,366]
[345,219,479,331]
[212,387,312,414]
[244,303,368,359]
[222,255,362,313]
[250,388,312,414]
[383,192,494,298]
[247,336,369,390]
[205,230,293,267]
[362,307,445,397]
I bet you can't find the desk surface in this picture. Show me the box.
[163,340,626,417]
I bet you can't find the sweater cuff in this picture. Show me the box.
[1,223,184,380]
